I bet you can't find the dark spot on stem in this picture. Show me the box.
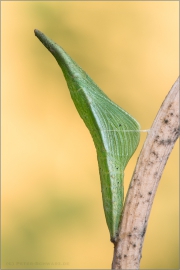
[152,151,158,158]
[159,139,172,145]
[163,118,169,124]
[141,227,146,237]
[174,127,180,137]
[154,135,160,143]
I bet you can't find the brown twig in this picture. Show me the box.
[112,76,179,269]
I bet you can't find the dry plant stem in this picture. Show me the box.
[112,76,179,269]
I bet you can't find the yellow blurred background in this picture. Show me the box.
[2,1,179,269]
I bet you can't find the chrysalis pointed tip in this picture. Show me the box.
[34,29,44,39]
[34,29,39,36]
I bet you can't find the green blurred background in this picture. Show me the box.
[2,1,179,269]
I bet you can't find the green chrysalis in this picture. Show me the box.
[34,29,140,243]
